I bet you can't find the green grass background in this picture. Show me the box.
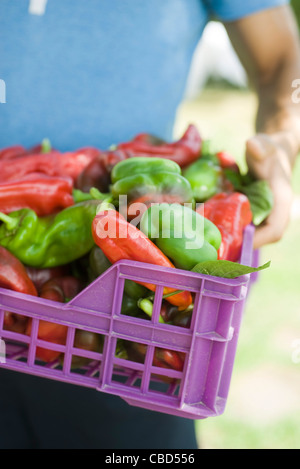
[175,87,300,449]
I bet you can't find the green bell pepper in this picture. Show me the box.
[111,172,194,205]
[111,156,194,209]
[0,200,100,268]
[182,158,222,202]
[111,156,181,183]
[140,203,222,270]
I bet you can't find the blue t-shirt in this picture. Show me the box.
[0,0,288,150]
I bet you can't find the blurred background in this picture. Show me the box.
[174,0,300,449]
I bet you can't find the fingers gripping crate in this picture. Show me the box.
[0,225,256,420]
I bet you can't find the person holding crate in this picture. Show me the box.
[0,0,299,450]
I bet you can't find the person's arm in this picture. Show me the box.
[224,4,300,249]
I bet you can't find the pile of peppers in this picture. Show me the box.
[0,125,259,371]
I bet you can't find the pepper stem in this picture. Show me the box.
[72,189,93,203]
[162,289,184,299]
[41,138,52,154]
[89,187,104,200]
[0,212,19,230]
[96,198,115,214]
[138,298,165,324]
[72,187,113,204]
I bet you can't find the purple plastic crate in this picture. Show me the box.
[0,224,257,420]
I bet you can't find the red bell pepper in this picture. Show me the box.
[116,125,202,167]
[0,175,74,216]
[0,246,38,334]
[201,192,253,262]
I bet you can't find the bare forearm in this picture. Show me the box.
[224,5,300,247]
[256,38,300,168]
[226,4,300,166]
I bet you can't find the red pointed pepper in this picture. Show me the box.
[116,125,202,167]
[0,246,38,334]
[0,145,26,161]
[0,147,100,183]
[0,175,74,216]
[92,208,192,310]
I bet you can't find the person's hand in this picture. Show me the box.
[246,132,296,250]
